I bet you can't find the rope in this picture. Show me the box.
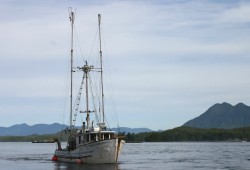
[89,75,100,124]
[101,26,120,128]
[88,28,98,62]
[74,25,86,62]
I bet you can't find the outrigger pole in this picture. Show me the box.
[98,14,105,124]
[69,9,75,132]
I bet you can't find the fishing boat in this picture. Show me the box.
[52,10,125,164]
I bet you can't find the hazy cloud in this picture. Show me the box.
[0,0,250,129]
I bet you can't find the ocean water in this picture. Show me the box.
[0,142,250,170]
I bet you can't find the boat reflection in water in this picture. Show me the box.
[53,162,120,170]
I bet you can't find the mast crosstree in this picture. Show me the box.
[79,61,94,129]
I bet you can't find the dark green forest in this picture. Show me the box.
[125,126,250,142]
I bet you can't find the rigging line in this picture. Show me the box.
[102,29,119,125]
[72,72,84,108]
[106,80,119,125]
[73,25,86,62]
[91,71,100,117]
[59,53,71,127]
[59,75,70,134]
[88,64,101,120]
[87,28,98,63]
[93,70,102,123]
[89,75,100,124]
[104,114,111,129]
[104,62,119,121]
[104,87,117,126]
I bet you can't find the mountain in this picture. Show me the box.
[0,123,152,136]
[183,102,250,129]
[0,123,67,136]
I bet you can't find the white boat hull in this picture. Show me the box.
[54,139,125,164]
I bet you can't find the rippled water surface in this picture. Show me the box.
[0,142,250,169]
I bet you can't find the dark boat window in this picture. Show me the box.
[91,134,95,142]
[86,134,89,142]
[104,133,109,140]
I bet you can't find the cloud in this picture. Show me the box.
[217,2,250,24]
[0,0,250,129]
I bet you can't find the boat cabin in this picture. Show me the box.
[76,130,115,144]
[66,127,116,151]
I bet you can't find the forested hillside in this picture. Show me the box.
[125,126,250,142]
[183,103,250,129]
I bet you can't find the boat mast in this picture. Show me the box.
[69,9,74,132]
[84,62,90,129]
[98,14,105,124]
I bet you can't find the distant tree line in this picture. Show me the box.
[124,126,250,142]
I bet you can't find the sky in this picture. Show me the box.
[0,0,250,130]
